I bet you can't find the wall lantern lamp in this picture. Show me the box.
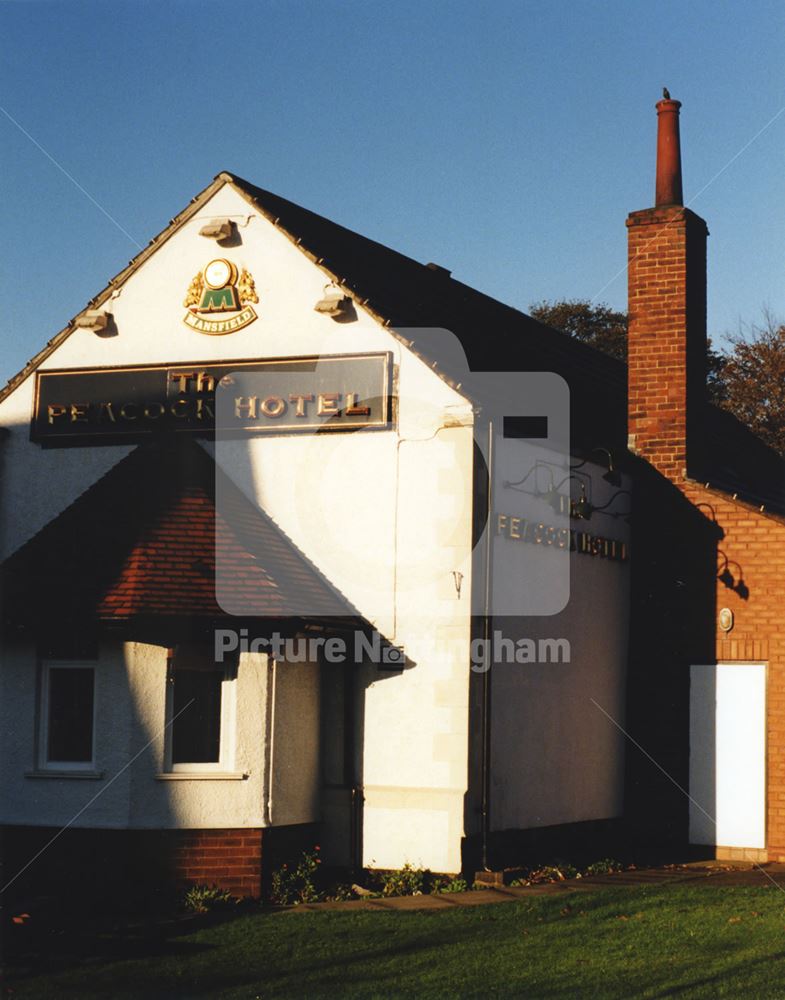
[314,282,354,319]
[74,310,111,333]
[198,218,234,240]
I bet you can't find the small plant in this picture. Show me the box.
[376,862,426,897]
[183,884,236,914]
[324,883,356,902]
[509,863,578,887]
[269,846,322,905]
[526,864,577,883]
[509,858,625,887]
[432,876,469,894]
[584,858,624,875]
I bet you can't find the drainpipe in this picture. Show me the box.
[480,418,494,871]
[264,655,277,826]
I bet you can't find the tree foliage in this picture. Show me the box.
[531,299,785,456]
[529,299,628,361]
[717,314,785,457]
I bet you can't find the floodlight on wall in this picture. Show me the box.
[505,464,577,516]
[572,447,622,487]
[198,219,234,240]
[571,483,593,521]
[74,310,110,333]
[314,282,352,318]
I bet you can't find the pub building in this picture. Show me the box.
[1,95,784,905]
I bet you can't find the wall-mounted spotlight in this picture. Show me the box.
[572,447,622,487]
[198,219,234,240]
[75,310,111,333]
[571,483,593,520]
[314,282,353,319]
[599,451,622,487]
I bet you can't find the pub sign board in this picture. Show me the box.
[32,353,392,445]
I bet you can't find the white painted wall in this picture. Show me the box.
[0,181,475,873]
[490,461,631,832]
[0,641,131,828]
[0,179,633,872]
[0,641,273,830]
[689,663,766,849]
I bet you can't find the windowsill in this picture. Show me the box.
[155,772,249,781]
[25,769,105,780]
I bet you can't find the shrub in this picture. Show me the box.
[584,858,624,875]
[432,877,469,894]
[377,863,426,897]
[269,846,322,905]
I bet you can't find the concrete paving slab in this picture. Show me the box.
[280,862,785,914]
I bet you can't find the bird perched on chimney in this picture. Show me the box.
[662,87,671,99]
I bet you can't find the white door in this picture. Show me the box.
[689,663,766,849]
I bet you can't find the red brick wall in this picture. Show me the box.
[627,201,785,860]
[627,206,708,480]
[680,484,785,859]
[0,826,265,904]
[169,828,263,898]
[0,823,322,909]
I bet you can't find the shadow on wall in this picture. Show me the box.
[624,456,720,850]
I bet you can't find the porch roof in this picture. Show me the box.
[1,437,356,627]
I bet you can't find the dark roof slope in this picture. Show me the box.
[227,174,785,510]
[698,405,785,512]
[2,169,782,511]
[227,173,628,453]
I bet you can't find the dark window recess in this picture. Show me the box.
[39,634,99,660]
[503,415,548,439]
[48,668,94,762]
[171,669,223,763]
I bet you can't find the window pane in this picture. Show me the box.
[172,669,222,763]
[48,668,94,762]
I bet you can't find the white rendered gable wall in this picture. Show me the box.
[0,183,476,873]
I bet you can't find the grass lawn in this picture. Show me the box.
[8,884,785,998]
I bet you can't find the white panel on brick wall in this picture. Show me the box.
[689,663,766,849]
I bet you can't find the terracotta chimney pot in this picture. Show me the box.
[655,98,683,207]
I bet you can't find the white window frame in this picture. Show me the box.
[39,660,97,772]
[164,651,237,774]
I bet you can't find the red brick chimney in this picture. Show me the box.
[627,94,708,481]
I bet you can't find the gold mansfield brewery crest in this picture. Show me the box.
[183,258,259,334]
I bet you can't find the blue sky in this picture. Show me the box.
[1,0,783,384]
